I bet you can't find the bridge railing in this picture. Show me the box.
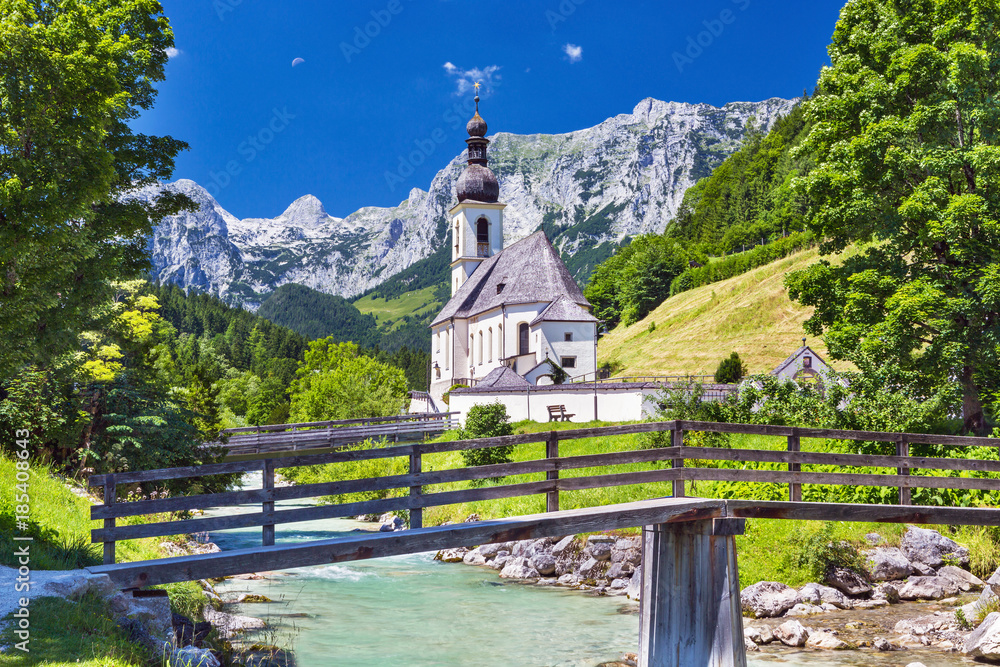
[89,420,1000,565]
[209,412,459,457]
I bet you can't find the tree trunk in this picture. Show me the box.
[77,387,101,478]
[961,366,987,436]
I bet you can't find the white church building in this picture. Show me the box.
[428,95,599,407]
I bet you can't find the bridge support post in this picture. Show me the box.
[639,518,746,667]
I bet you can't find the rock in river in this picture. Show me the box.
[741,581,800,618]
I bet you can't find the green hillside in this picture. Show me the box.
[598,248,846,377]
[353,285,443,332]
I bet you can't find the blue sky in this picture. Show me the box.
[137,0,846,220]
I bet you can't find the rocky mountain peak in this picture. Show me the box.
[146,96,798,310]
[277,194,337,228]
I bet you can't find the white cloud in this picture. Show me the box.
[443,62,501,96]
[165,47,181,59]
[563,43,583,64]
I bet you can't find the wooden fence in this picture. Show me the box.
[90,420,1000,565]
[210,413,458,457]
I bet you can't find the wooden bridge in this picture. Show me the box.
[209,412,458,459]
[86,420,1000,667]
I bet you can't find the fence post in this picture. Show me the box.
[787,431,801,502]
[671,426,685,498]
[262,459,275,547]
[410,450,423,529]
[103,476,116,565]
[546,431,560,512]
[897,436,911,506]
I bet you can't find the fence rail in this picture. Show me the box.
[90,420,1000,565]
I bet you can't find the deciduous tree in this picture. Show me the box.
[0,0,190,376]
[786,0,1000,434]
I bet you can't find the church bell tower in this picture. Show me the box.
[450,86,506,296]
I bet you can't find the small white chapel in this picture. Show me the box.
[428,93,599,406]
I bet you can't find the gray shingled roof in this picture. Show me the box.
[475,366,531,389]
[431,231,591,326]
[529,295,599,326]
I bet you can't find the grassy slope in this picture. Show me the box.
[353,286,443,331]
[598,247,843,376]
[0,456,203,666]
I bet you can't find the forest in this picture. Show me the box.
[585,101,815,329]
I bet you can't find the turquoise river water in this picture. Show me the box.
[207,478,971,667]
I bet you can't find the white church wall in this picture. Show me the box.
[535,321,597,379]
[449,385,658,426]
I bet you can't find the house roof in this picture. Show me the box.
[431,231,590,326]
[474,366,531,389]
[529,295,599,326]
[771,345,830,376]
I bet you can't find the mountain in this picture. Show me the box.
[143,97,797,309]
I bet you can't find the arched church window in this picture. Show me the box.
[476,218,490,258]
[518,323,529,356]
[478,331,483,365]
[488,328,493,362]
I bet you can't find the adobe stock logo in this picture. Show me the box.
[340,0,410,64]
[204,108,296,197]
[673,0,751,73]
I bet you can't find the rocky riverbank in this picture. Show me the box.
[435,524,1000,664]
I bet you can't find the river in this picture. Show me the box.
[207,478,972,666]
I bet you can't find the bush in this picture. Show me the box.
[546,359,568,385]
[460,402,515,476]
[442,383,468,406]
[670,232,813,297]
[714,352,747,384]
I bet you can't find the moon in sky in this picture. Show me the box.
[292,58,305,67]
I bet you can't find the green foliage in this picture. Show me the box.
[785,0,1000,434]
[714,352,747,384]
[584,234,694,328]
[81,372,234,494]
[459,402,515,477]
[289,339,408,422]
[668,104,814,253]
[281,439,408,506]
[0,0,190,377]
[442,383,468,406]
[785,522,868,584]
[259,283,379,344]
[547,359,569,385]
[670,232,814,296]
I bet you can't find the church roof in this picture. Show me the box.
[431,231,591,326]
[529,295,599,326]
[474,366,531,389]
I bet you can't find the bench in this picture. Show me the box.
[547,405,575,422]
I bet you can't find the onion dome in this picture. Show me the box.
[457,164,499,203]
[457,94,499,203]
[467,110,488,137]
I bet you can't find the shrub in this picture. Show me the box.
[460,402,515,476]
[546,360,568,385]
[442,383,468,406]
[714,351,747,384]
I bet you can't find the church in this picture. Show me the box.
[429,94,599,406]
